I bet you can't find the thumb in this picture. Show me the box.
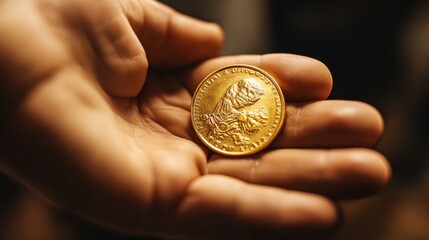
[122,0,224,67]
[81,0,223,97]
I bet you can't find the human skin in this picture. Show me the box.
[0,0,390,239]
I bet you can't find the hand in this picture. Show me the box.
[0,0,390,239]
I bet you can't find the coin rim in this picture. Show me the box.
[191,64,286,156]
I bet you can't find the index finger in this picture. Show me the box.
[183,53,333,101]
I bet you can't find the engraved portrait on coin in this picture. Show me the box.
[191,65,286,156]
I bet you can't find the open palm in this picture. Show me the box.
[0,0,390,239]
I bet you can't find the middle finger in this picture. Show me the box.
[274,100,383,148]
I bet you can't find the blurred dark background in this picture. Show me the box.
[2,0,429,239]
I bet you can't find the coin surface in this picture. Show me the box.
[191,65,286,156]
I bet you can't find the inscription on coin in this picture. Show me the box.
[191,65,286,156]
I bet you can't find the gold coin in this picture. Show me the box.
[191,64,286,156]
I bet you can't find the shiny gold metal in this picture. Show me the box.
[191,64,286,156]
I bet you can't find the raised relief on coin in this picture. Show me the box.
[201,78,268,147]
[191,65,285,156]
